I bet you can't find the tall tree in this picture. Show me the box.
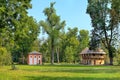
[40,2,66,64]
[0,0,40,64]
[0,0,32,64]
[78,30,89,51]
[87,0,120,65]
[13,16,39,63]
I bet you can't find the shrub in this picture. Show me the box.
[0,47,12,66]
[113,53,120,65]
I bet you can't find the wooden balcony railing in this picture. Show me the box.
[82,56,105,59]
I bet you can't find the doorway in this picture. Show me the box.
[94,60,96,65]
[39,60,40,64]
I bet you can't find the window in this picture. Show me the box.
[39,56,40,58]
[100,54,103,56]
[34,56,36,58]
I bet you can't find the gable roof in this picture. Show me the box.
[80,47,106,54]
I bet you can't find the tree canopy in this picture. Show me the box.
[87,0,120,65]
[0,0,40,64]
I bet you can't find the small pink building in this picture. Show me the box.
[27,51,42,65]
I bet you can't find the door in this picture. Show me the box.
[34,56,37,65]
[39,60,40,64]
[29,56,32,65]
[94,60,96,65]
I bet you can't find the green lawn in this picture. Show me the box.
[0,64,120,80]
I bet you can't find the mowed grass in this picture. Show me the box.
[0,64,120,80]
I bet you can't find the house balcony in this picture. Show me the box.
[82,56,105,59]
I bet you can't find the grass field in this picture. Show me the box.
[0,64,120,80]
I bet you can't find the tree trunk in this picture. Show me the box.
[108,47,113,65]
[51,38,54,65]
[22,53,25,64]
[109,57,113,65]
[56,47,60,64]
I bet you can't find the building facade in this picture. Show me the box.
[80,48,106,65]
[27,51,42,65]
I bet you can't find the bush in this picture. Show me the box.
[64,46,74,63]
[11,63,18,70]
[113,53,120,65]
[0,47,12,66]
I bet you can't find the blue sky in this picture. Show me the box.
[28,0,91,34]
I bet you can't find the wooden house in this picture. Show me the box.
[27,51,42,65]
[80,48,106,65]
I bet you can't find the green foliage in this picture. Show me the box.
[114,54,120,65]
[0,0,39,64]
[87,0,120,65]
[13,16,39,59]
[31,39,41,51]
[62,27,80,63]
[39,27,88,63]
[114,48,120,65]
[78,30,89,51]
[40,39,51,63]
[58,32,67,62]
[64,46,74,63]
[0,47,12,66]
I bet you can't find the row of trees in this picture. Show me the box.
[40,1,120,65]
[38,28,89,64]
[0,0,120,65]
[40,2,89,64]
[0,1,89,65]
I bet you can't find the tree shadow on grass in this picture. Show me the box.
[57,69,120,74]
[25,76,120,80]
[23,65,120,74]
[35,68,120,74]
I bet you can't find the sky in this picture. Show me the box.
[28,0,92,37]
